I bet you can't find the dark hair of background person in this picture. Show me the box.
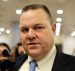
[22,4,53,25]
[0,42,11,52]
[15,43,22,57]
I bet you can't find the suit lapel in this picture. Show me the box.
[51,49,71,71]
[9,54,28,71]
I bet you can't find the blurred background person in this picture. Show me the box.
[0,42,14,71]
[0,42,11,62]
[11,42,27,60]
[15,42,26,57]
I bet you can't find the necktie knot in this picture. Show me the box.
[29,60,37,71]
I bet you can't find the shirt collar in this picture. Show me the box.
[37,45,56,67]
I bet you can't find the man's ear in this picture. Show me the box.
[52,24,56,32]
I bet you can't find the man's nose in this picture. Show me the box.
[26,29,36,40]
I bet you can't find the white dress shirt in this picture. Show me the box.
[19,45,56,71]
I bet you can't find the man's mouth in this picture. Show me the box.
[28,43,38,45]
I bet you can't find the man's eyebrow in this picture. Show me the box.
[20,26,28,30]
[19,23,44,29]
[19,25,28,28]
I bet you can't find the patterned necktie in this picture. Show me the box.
[29,60,37,71]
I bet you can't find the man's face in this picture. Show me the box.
[19,9,55,60]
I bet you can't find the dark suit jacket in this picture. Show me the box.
[8,49,75,71]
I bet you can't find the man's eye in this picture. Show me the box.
[34,26,44,30]
[21,28,29,33]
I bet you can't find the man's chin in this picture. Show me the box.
[29,51,40,57]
